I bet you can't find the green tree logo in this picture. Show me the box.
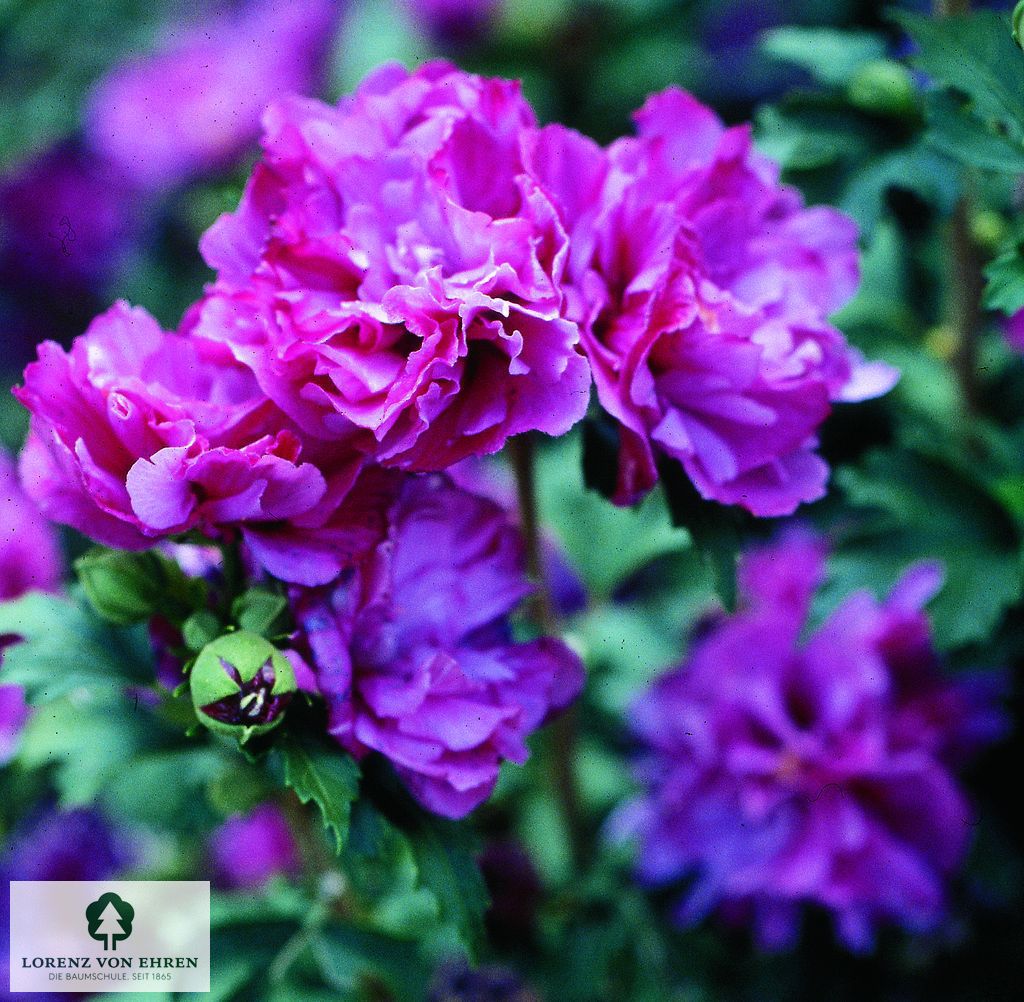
[85,892,134,951]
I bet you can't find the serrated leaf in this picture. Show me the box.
[924,90,1024,173]
[277,734,360,854]
[894,10,1024,173]
[894,10,1024,130]
[0,591,153,700]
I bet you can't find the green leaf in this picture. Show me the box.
[311,925,428,1002]
[0,591,153,700]
[924,90,1024,174]
[984,244,1024,314]
[840,144,960,234]
[206,760,275,818]
[832,449,1022,648]
[17,687,152,806]
[402,811,489,955]
[276,734,360,854]
[761,27,887,87]
[75,548,207,627]
[232,588,290,638]
[755,104,870,172]
[659,461,744,610]
[181,610,222,653]
[540,428,687,598]
[894,10,1024,172]
[895,10,1024,126]
[103,748,225,830]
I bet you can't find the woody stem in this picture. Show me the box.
[510,434,587,870]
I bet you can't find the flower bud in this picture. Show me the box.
[1014,1,1024,51]
[191,632,295,739]
[76,548,205,626]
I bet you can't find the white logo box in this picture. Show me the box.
[9,881,210,994]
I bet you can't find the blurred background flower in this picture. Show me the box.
[615,532,1006,951]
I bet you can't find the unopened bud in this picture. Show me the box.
[191,632,295,740]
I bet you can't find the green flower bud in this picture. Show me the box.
[1014,1,1024,50]
[847,59,917,117]
[969,209,1007,251]
[76,549,166,625]
[76,548,205,626]
[191,632,296,739]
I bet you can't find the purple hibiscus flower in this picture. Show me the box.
[529,89,897,514]
[614,531,1005,951]
[86,0,340,192]
[15,301,401,585]
[290,474,584,818]
[189,61,591,471]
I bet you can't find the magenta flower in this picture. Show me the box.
[86,0,339,191]
[209,803,300,889]
[614,532,1004,951]
[15,301,392,585]
[290,474,585,818]
[190,61,591,471]
[1,450,62,602]
[1005,310,1024,353]
[530,90,897,514]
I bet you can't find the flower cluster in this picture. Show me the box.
[615,533,1003,950]
[290,475,584,817]
[17,63,890,559]
[13,61,892,819]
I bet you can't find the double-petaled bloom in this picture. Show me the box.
[189,61,592,471]
[530,90,897,514]
[615,533,1004,950]
[16,302,396,585]
[290,475,584,817]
